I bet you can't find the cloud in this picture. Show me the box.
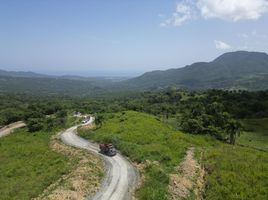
[198,0,268,21]
[160,1,195,27]
[214,40,232,50]
[161,0,268,26]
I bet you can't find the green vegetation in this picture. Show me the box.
[1,84,267,200]
[80,111,207,164]
[79,111,268,200]
[0,129,73,200]
[78,111,203,199]
[0,75,114,96]
[203,145,268,200]
[180,101,242,144]
[238,118,268,151]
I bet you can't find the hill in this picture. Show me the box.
[78,111,268,200]
[0,76,114,96]
[0,69,133,96]
[1,51,268,94]
[0,69,51,78]
[124,51,268,90]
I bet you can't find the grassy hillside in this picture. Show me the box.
[79,111,209,199]
[79,111,268,200]
[238,118,268,151]
[203,144,268,200]
[0,129,73,200]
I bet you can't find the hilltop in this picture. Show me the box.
[124,51,268,90]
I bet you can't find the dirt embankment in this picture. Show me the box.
[168,148,205,200]
[34,137,103,200]
[0,121,26,138]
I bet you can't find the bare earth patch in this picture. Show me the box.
[0,121,26,138]
[33,138,103,200]
[79,123,96,130]
[168,148,205,200]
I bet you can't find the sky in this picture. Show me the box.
[0,0,268,76]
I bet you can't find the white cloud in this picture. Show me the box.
[160,1,195,27]
[161,0,268,27]
[198,0,268,21]
[214,40,232,50]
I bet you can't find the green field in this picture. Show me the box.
[203,144,268,200]
[79,111,268,200]
[237,118,268,151]
[0,129,73,200]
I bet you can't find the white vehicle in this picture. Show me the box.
[82,119,88,124]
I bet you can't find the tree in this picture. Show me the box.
[225,119,242,145]
[95,114,104,125]
[27,118,43,132]
[180,99,242,144]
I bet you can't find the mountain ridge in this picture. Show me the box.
[124,51,268,90]
[1,51,268,93]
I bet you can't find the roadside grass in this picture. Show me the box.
[0,128,73,200]
[78,111,268,200]
[237,118,268,151]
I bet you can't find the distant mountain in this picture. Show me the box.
[1,51,268,95]
[0,76,115,96]
[0,69,51,78]
[124,51,268,90]
[0,70,116,96]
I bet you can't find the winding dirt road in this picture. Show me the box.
[0,121,26,138]
[60,117,138,200]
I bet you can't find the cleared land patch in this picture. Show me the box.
[169,148,205,200]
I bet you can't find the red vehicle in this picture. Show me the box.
[99,143,117,156]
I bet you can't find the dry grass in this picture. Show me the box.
[79,123,96,130]
[168,148,205,200]
[34,138,103,200]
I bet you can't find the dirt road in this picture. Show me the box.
[60,117,138,200]
[0,121,26,138]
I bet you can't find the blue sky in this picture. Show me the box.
[0,0,268,76]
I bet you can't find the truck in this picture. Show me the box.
[99,143,117,156]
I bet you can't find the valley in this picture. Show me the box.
[2,1,268,199]
[0,51,268,200]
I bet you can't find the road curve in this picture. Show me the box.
[0,121,26,138]
[60,117,138,200]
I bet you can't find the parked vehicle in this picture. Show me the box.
[99,143,117,156]
[82,119,88,124]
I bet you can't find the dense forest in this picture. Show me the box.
[1,89,267,144]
